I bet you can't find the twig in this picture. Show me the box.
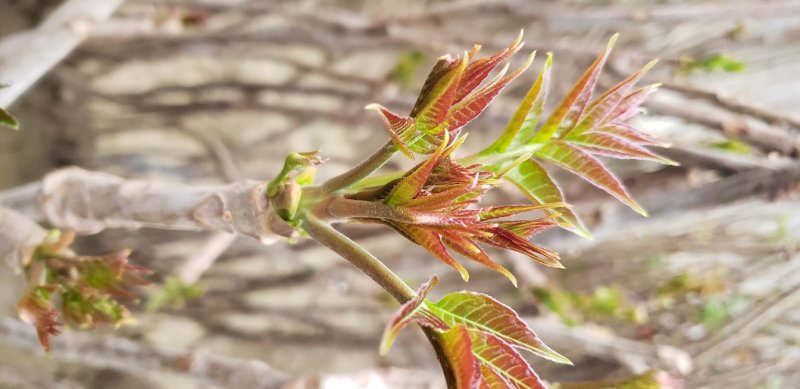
[0,317,290,389]
[0,0,125,106]
[661,82,800,130]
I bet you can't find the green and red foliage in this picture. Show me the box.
[11,30,676,388]
[349,32,674,387]
[16,230,149,351]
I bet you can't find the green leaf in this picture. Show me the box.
[470,331,546,389]
[439,324,484,389]
[506,159,589,238]
[428,291,571,364]
[680,53,746,74]
[0,84,18,130]
[534,142,647,216]
[486,52,552,153]
[0,107,18,130]
[379,276,446,355]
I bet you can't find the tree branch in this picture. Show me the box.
[0,0,125,107]
[0,167,297,243]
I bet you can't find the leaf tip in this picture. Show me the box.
[608,33,620,48]
[643,58,659,72]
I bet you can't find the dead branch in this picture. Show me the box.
[0,317,290,389]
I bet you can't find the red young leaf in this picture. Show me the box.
[573,59,657,135]
[441,231,517,287]
[403,179,478,210]
[385,132,451,206]
[566,132,677,165]
[413,54,469,132]
[439,324,484,389]
[448,51,535,131]
[477,227,563,269]
[534,141,647,216]
[480,364,514,389]
[379,276,446,355]
[605,83,659,125]
[470,331,546,389]
[17,286,62,352]
[530,35,617,143]
[454,31,524,104]
[428,291,570,364]
[478,203,567,221]
[496,219,558,239]
[389,222,470,281]
[599,123,662,146]
[366,104,417,159]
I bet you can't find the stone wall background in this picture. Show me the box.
[1,1,800,388]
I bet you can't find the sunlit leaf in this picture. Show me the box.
[600,123,662,146]
[477,227,563,268]
[385,132,451,206]
[454,31,524,103]
[572,59,657,135]
[486,53,552,153]
[530,35,617,143]
[428,291,571,364]
[566,132,677,165]
[605,84,659,125]
[506,160,589,238]
[470,331,546,389]
[441,231,517,287]
[412,54,468,132]
[366,104,417,159]
[380,276,446,355]
[478,203,568,221]
[440,324,484,389]
[448,52,535,131]
[389,222,470,281]
[534,142,646,216]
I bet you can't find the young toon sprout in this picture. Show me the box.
[16,31,672,388]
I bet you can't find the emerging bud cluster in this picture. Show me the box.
[16,231,149,351]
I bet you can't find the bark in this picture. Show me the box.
[3,167,297,243]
